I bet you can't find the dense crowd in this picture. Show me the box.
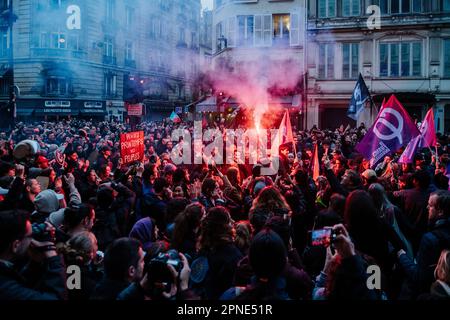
[0,118,449,300]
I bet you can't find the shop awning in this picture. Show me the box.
[79,109,106,116]
[16,108,34,116]
[34,108,76,116]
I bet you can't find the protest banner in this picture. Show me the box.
[120,131,144,164]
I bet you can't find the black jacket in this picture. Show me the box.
[392,187,431,248]
[328,255,379,300]
[90,278,130,300]
[204,243,243,300]
[93,183,135,251]
[399,217,450,297]
[0,256,66,300]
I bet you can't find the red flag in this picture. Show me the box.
[311,143,320,181]
[278,111,294,147]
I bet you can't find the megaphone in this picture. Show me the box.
[13,140,40,160]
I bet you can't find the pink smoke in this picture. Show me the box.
[209,49,303,129]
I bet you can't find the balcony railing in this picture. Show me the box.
[124,59,136,69]
[31,48,87,59]
[308,12,450,30]
[103,55,117,65]
[176,41,188,49]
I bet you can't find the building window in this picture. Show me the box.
[46,77,69,96]
[254,14,272,47]
[343,43,359,79]
[68,35,79,51]
[0,0,10,11]
[179,28,185,43]
[0,30,8,58]
[49,0,64,9]
[106,0,115,23]
[104,73,117,97]
[40,33,49,48]
[125,7,134,29]
[319,44,334,79]
[125,41,133,60]
[191,32,197,48]
[444,40,450,77]
[342,0,360,16]
[104,37,114,57]
[216,21,225,50]
[150,18,162,39]
[272,14,290,45]
[379,42,422,77]
[444,0,450,11]
[412,0,422,11]
[318,0,336,18]
[0,78,9,96]
[227,17,236,47]
[374,0,420,14]
[237,16,254,47]
[51,33,66,49]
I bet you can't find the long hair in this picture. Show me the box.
[59,231,97,266]
[226,166,241,186]
[250,186,291,218]
[234,220,253,254]
[344,190,390,266]
[235,228,288,300]
[172,203,204,251]
[198,206,234,252]
[435,249,450,284]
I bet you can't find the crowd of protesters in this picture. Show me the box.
[0,117,449,300]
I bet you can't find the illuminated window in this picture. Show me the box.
[272,14,290,45]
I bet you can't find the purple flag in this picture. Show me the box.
[398,109,436,164]
[356,95,420,167]
[398,135,421,164]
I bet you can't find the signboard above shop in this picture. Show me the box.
[41,100,73,114]
[125,102,143,116]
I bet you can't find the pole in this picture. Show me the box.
[8,1,16,128]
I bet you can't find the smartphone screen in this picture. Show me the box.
[311,228,332,247]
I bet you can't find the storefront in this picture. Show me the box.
[17,99,107,120]
[79,101,107,120]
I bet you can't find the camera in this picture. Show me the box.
[310,228,337,247]
[32,223,55,243]
[149,249,183,272]
[144,249,183,296]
